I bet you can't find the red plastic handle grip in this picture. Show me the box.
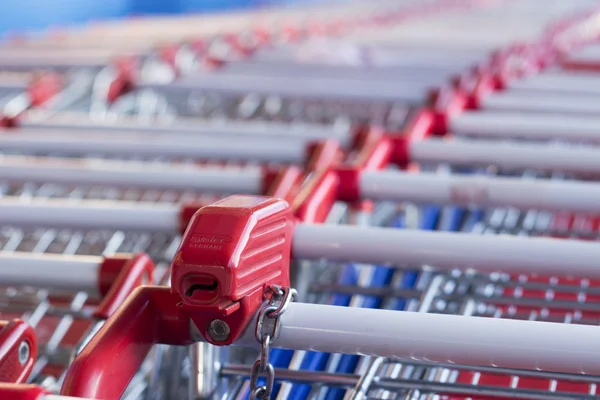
[292,169,339,224]
[389,110,435,168]
[0,319,37,384]
[28,73,62,107]
[304,139,342,171]
[107,56,139,103]
[173,196,294,344]
[262,166,303,203]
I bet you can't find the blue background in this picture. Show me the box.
[0,0,319,36]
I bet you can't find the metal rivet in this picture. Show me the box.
[18,341,29,365]
[208,319,230,342]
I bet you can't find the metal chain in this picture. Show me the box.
[249,284,297,400]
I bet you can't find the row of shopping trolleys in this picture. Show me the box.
[1,3,600,399]
[1,70,600,399]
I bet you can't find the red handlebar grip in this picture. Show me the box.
[28,73,62,107]
[389,110,435,168]
[262,166,304,202]
[0,319,37,384]
[305,139,342,171]
[172,195,294,345]
[107,55,138,103]
[292,169,339,224]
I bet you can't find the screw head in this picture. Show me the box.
[208,319,230,342]
[18,341,29,365]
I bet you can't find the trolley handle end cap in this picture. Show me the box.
[157,44,182,70]
[94,253,155,320]
[262,166,303,202]
[189,38,210,55]
[389,109,435,167]
[107,55,139,103]
[491,48,540,88]
[458,68,498,109]
[304,139,343,171]
[202,54,228,71]
[348,126,392,170]
[0,319,37,384]
[28,72,62,107]
[222,32,255,57]
[428,86,469,135]
[172,195,294,345]
[250,25,272,46]
[292,169,338,224]
[279,23,303,43]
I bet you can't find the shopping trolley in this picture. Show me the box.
[444,54,600,140]
[0,44,186,121]
[7,0,488,127]
[0,1,596,398]
[13,194,589,400]
[0,160,313,400]
[0,116,350,400]
[114,0,597,128]
[0,250,154,398]
[0,71,62,126]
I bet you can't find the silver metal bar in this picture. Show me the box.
[0,155,263,194]
[0,131,306,163]
[410,138,600,175]
[359,169,600,213]
[0,197,181,232]
[450,111,600,142]
[140,74,433,103]
[293,223,600,278]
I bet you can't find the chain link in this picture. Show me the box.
[249,284,297,400]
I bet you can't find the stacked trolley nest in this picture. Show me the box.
[0,0,600,399]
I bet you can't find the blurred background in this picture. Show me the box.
[0,0,325,35]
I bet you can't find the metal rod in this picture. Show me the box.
[0,252,102,294]
[237,302,600,376]
[449,111,600,142]
[19,114,351,144]
[140,74,434,102]
[480,91,600,115]
[0,131,306,163]
[0,155,263,194]
[218,61,465,83]
[221,363,599,399]
[221,364,359,387]
[0,197,180,232]
[292,223,600,278]
[247,45,487,68]
[0,48,124,70]
[359,169,600,213]
[410,137,600,174]
[507,71,600,95]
